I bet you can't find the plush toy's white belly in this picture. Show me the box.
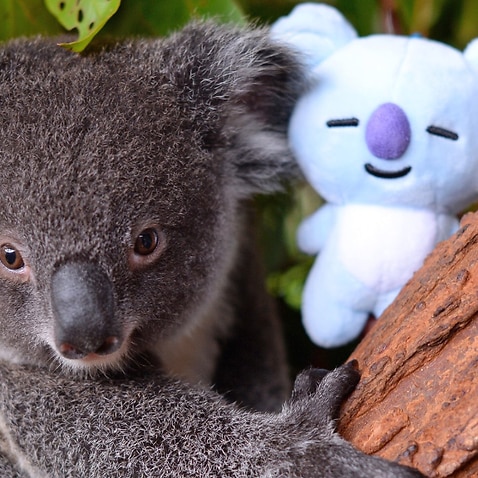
[335,204,440,292]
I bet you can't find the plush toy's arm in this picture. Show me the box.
[297,203,337,254]
[438,213,460,238]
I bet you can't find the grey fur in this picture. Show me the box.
[0,22,422,477]
[0,362,423,477]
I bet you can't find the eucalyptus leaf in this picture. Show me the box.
[45,0,121,52]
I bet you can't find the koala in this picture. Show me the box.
[0,21,298,413]
[0,21,423,477]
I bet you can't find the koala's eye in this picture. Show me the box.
[129,225,166,271]
[0,244,25,270]
[426,125,459,141]
[134,228,159,256]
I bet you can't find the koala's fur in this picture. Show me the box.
[0,362,423,478]
[0,22,423,477]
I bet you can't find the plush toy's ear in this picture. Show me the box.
[270,3,357,69]
[464,38,478,74]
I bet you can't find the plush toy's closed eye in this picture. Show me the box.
[326,118,359,127]
[426,125,459,140]
[327,120,459,141]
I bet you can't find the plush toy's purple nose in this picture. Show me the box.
[365,103,411,159]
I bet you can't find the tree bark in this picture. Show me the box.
[338,212,478,477]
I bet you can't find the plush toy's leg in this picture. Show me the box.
[301,255,373,348]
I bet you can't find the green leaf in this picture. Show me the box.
[45,0,121,52]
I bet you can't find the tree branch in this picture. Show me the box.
[338,212,478,477]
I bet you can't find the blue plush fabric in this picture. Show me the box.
[272,3,478,348]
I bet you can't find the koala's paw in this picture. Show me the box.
[289,367,329,403]
[282,362,425,478]
[288,361,360,428]
[289,361,359,422]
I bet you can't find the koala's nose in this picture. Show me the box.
[365,102,411,159]
[51,262,122,360]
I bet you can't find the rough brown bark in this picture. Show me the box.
[338,212,478,477]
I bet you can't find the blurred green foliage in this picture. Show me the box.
[1,0,477,369]
[0,1,63,40]
[3,1,477,47]
[241,0,478,48]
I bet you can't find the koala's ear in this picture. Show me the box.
[161,22,306,196]
[218,26,307,196]
[271,3,357,69]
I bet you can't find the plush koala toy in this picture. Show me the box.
[272,3,478,348]
[0,21,423,477]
